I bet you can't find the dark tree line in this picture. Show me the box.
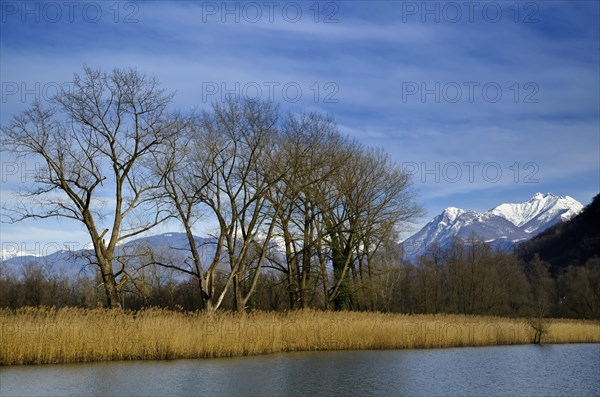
[401,239,599,319]
[2,239,598,319]
[518,193,600,276]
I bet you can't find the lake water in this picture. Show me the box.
[1,344,599,396]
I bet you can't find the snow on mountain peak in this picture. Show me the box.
[529,192,563,203]
[402,192,584,260]
[490,193,583,230]
[442,207,465,222]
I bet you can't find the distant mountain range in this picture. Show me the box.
[2,193,587,275]
[1,232,217,278]
[402,193,584,259]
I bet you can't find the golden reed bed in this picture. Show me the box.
[1,307,599,365]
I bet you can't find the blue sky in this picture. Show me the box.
[1,0,599,255]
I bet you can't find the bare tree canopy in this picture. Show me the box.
[2,67,424,312]
[1,66,184,308]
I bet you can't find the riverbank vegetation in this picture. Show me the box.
[1,307,598,365]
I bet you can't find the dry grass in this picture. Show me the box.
[1,307,598,365]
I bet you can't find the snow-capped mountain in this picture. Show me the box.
[490,192,583,233]
[1,233,217,278]
[402,193,584,259]
[1,194,584,273]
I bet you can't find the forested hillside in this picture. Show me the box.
[518,194,600,275]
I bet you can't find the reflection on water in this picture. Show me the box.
[1,344,599,396]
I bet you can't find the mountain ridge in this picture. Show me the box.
[1,232,217,278]
[402,193,584,260]
[2,194,586,273]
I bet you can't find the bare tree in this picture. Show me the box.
[206,99,288,311]
[266,122,421,311]
[150,115,224,311]
[156,99,288,311]
[319,146,420,310]
[266,113,344,309]
[1,66,181,308]
[525,254,555,342]
[352,225,405,311]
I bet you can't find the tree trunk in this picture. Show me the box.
[99,262,121,309]
[233,273,245,312]
[332,245,351,311]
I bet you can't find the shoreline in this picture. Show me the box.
[3,342,600,368]
[2,307,599,366]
